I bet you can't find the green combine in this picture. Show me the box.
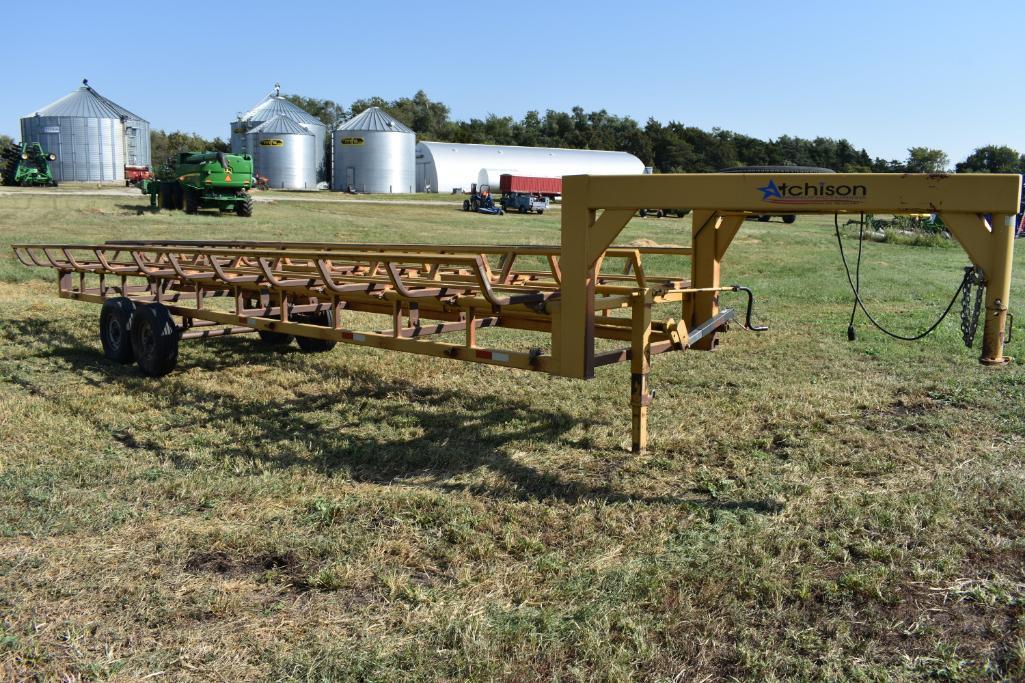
[141,151,254,217]
[1,142,57,187]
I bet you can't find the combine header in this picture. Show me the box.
[12,173,1021,452]
[1,142,57,187]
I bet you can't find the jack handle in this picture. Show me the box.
[729,285,768,332]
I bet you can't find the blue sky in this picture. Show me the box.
[3,0,1022,165]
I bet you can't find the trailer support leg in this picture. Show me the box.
[942,211,1016,365]
[631,290,653,454]
[981,213,1015,364]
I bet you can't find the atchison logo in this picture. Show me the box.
[757,179,867,204]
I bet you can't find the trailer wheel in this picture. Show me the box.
[184,188,199,214]
[757,215,771,222]
[131,303,179,377]
[536,209,544,215]
[676,210,689,218]
[656,210,665,218]
[257,330,294,346]
[236,194,253,217]
[294,310,337,353]
[462,199,470,211]
[782,214,797,224]
[99,297,136,363]
[639,209,648,217]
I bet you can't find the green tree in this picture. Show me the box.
[284,94,347,129]
[150,130,229,168]
[0,134,13,150]
[955,145,1022,173]
[905,147,949,173]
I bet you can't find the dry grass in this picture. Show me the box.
[0,191,1024,681]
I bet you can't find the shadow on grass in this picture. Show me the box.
[1,315,782,511]
[115,203,157,215]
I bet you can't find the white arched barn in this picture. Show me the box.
[415,142,645,193]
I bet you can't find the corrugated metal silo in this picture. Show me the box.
[230,84,327,182]
[20,79,150,182]
[331,107,415,193]
[247,115,317,190]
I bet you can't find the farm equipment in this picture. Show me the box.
[498,174,556,214]
[124,165,153,187]
[462,184,504,215]
[1,142,57,187]
[638,208,690,218]
[11,172,1021,454]
[140,151,254,217]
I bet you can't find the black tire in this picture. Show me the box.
[757,215,771,222]
[99,297,136,363]
[257,330,294,346]
[782,214,797,224]
[470,198,480,212]
[184,188,199,214]
[656,210,665,218]
[294,310,337,353]
[537,209,544,215]
[172,184,184,210]
[131,303,179,377]
[462,199,470,212]
[236,194,253,217]
[719,165,836,174]
[639,209,648,217]
[675,210,689,218]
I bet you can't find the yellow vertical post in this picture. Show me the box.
[981,213,1015,364]
[688,210,721,350]
[558,176,597,378]
[630,289,653,453]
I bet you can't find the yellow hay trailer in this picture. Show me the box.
[12,172,1021,453]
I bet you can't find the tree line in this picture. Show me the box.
[5,91,1024,174]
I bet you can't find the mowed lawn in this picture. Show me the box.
[1,190,1024,681]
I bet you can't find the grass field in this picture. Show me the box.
[1,190,1024,681]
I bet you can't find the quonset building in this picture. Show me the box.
[415,142,645,193]
[20,80,150,182]
[230,84,327,185]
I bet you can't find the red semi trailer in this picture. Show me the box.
[498,174,559,214]
[499,174,562,196]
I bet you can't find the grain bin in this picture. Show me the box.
[332,107,414,193]
[20,79,150,182]
[230,84,327,182]
[247,116,317,190]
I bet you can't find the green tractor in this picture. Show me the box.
[141,151,254,217]
[1,142,57,187]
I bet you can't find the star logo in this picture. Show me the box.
[758,179,782,200]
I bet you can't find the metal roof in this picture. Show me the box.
[25,80,147,121]
[249,115,312,135]
[238,86,324,128]
[415,142,645,193]
[338,107,413,133]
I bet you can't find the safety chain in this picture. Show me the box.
[960,265,985,348]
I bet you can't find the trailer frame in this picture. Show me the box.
[12,172,1022,453]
